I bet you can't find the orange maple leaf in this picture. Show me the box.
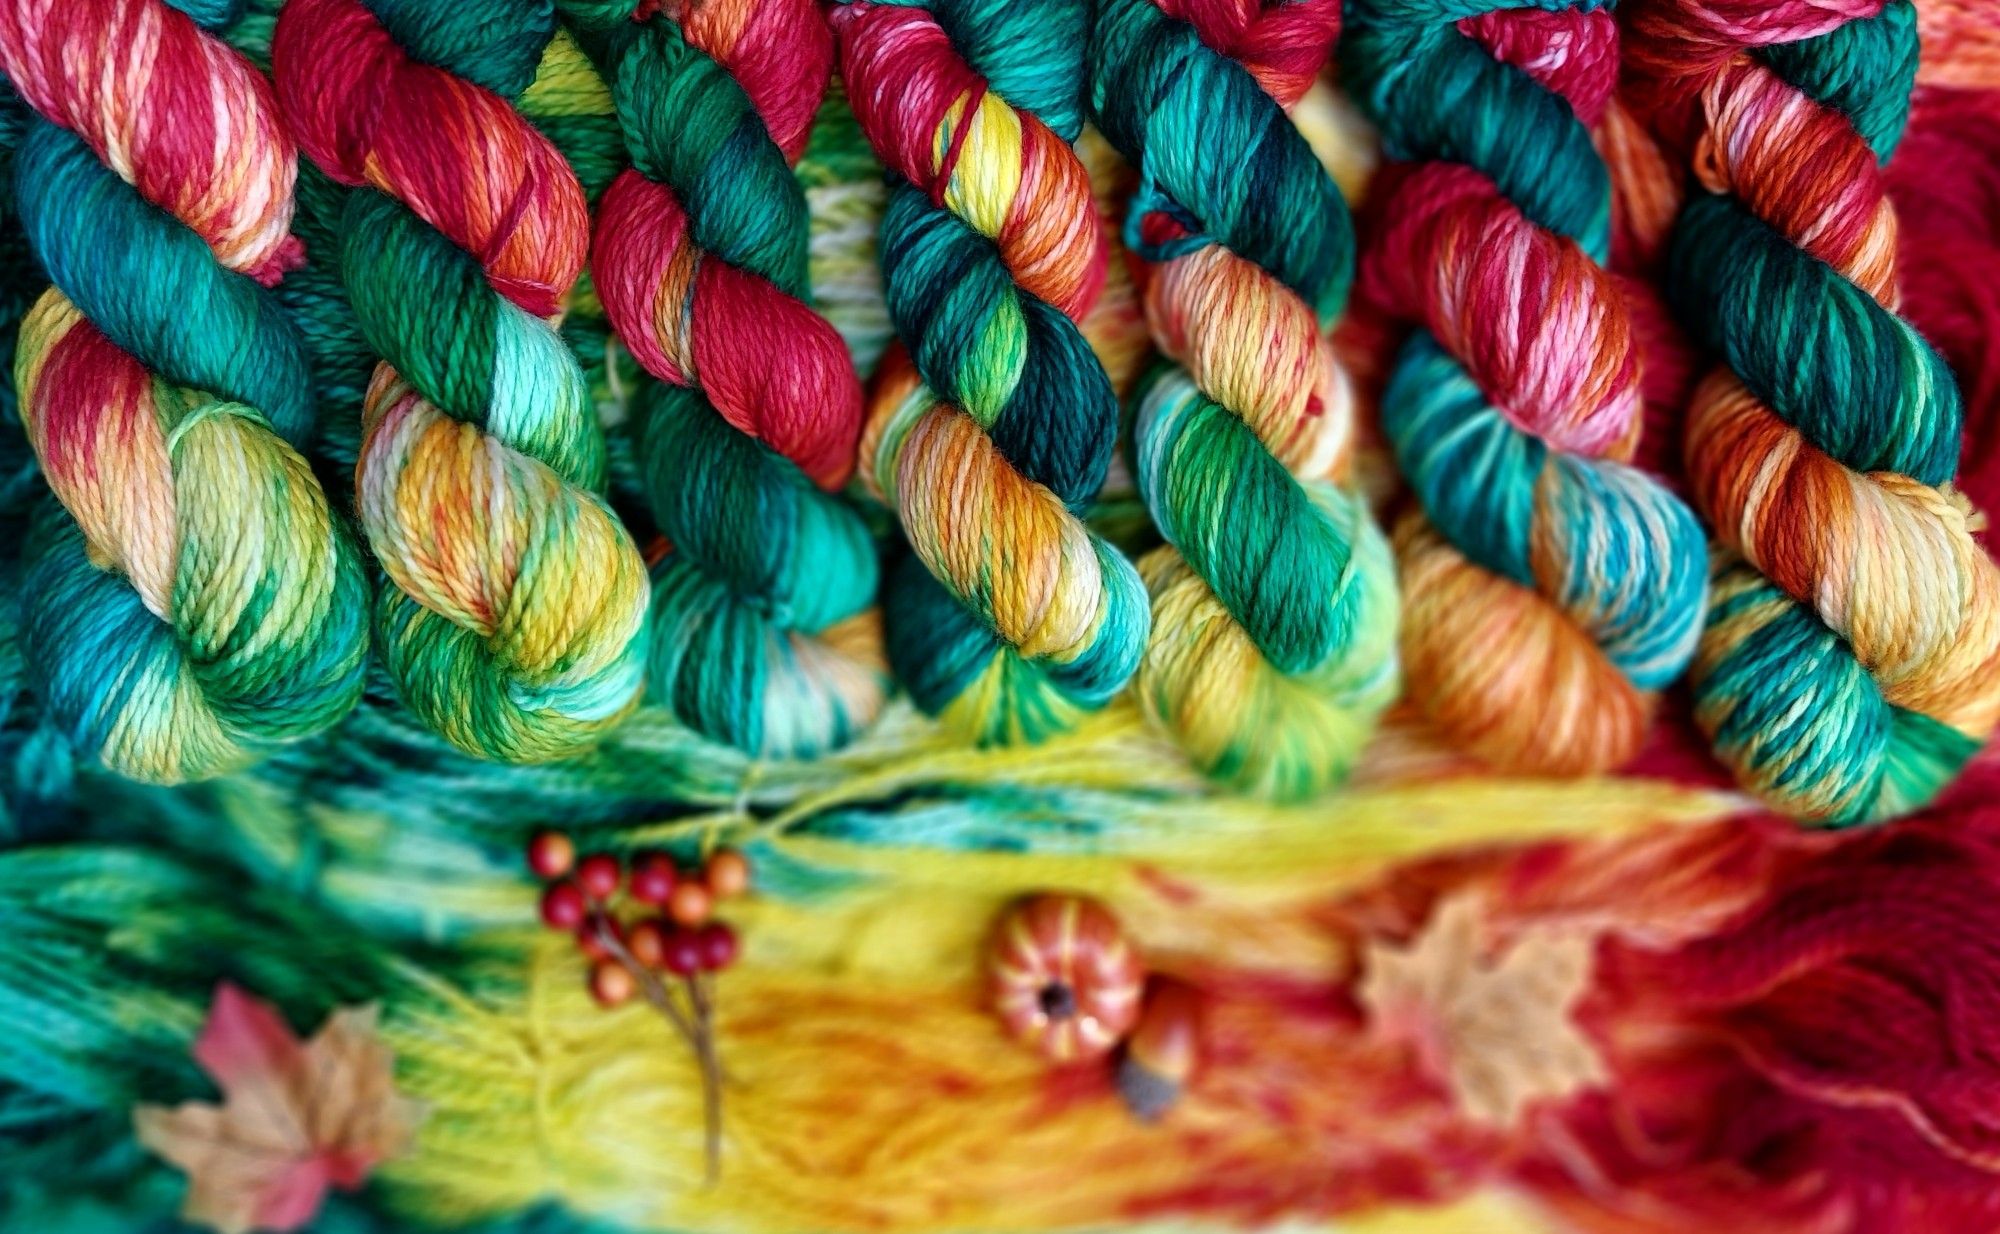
[134,983,425,1234]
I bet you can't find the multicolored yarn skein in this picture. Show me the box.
[1089,0,1400,799]
[0,0,369,785]
[1627,0,2000,823]
[831,0,1150,747]
[272,0,652,765]
[568,0,886,760]
[1341,0,1708,777]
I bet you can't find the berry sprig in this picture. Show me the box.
[527,831,752,1182]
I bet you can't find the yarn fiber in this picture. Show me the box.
[574,0,887,760]
[833,0,1150,747]
[272,0,651,765]
[0,0,369,784]
[1628,0,2000,823]
[1342,0,1708,777]
[1090,0,1400,799]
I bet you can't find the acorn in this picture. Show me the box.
[1116,978,1203,1122]
[987,894,1144,1063]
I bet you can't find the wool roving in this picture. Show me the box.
[831,0,1150,747]
[1088,0,1399,799]
[1627,0,2000,823]
[272,0,652,765]
[1340,1,1708,778]
[566,0,887,760]
[0,0,369,785]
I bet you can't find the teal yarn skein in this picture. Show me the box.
[833,0,1151,747]
[1088,0,1400,799]
[569,0,889,761]
[1341,0,1707,774]
[273,0,653,766]
[0,0,370,786]
[1628,0,2000,822]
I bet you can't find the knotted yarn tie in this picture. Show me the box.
[569,0,887,760]
[1627,0,2000,822]
[1089,0,1400,800]
[0,0,369,784]
[1341,0,1708,778]
[272,0,651,765]
[831,0,1150,748]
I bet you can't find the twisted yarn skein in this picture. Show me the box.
[567,0,886,760]
[0,0,369,784]
[1627,0,2000,823]
[1090,0,1399,799]
[832,0,1150,747]
[273,0,651,764]
[1340,0,1708,777]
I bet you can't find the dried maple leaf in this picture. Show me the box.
[134,983,424,1234]
[1358,895,1605,1128]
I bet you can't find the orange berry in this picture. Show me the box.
[526,830,575,880]
[627,918,669,968]
[704,848,751,898]
[589,959,635,1008]
[667,880,713,927]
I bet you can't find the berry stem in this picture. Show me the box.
[589,910,725,1182]
[687,972,724,1185]
[589,915,699,1050]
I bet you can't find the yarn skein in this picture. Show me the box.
[567,0,887,760]
[1627,0,2000,823]
[1090,0,1400,799]
[831,0,1150,747]
[272,0,651,764]
[1341,0,1709,776]
[0,0,369,784]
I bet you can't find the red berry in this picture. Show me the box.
[526,830,575,880]
[590,959,635,1008]
[704,848,751,899]
[662,927,705,977]
[698,921,740,971]
[667,880,713,927]
[629,852,678,906]
[577,912,622,962]
[627,918,668,968]
[539,881,587,931]
[576,853,623,901]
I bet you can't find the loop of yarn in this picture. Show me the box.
[1342,0,1707,777]
[273,0,651,764]
[1627,0,2000,822]
[571,0,886,759]
[1090,0,1399,799]
[0,0,369,784]
[832,0,1149,747]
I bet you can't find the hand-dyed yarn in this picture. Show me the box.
[832,0,1149,747]
[570,0,886,760]
[1342,0,1707,776]
[1090,0,1398,799]
[273,0,651,764]
[1628,0,2000,822]
[0,0,368,784]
